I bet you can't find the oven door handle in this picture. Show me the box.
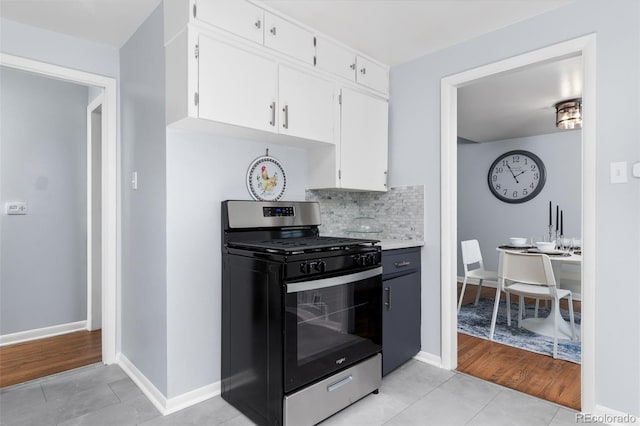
[286,267,382,293]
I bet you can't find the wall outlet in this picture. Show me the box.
[5,201,28,215]
[633,162,640,178]
[610,161,628,184]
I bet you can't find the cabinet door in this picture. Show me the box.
[356,56,389,94]
[315,37,356,81]
[279,65,336,143]
[264,12,315,65]
[340,88,388,191]
[198,35,277,132]
[196,0,264,44]
[382,272,421,375]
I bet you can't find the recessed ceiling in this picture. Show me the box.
[0,0,572,65]
[458,55,583,143]
[262,0,573,66]
[0,0,162,48]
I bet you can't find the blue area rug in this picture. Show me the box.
[458,297,581,364]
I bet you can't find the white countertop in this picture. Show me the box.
[376,239,424,251]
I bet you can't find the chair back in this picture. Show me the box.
[461,239,484,273]
[498,251,557,290]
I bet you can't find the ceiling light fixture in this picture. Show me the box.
[555,98,582,129]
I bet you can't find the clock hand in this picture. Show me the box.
[506,164,520,184]
[515,170,527,178]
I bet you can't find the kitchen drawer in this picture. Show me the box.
[382,247,420,277]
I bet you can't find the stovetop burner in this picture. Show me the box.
[229,236,378,254]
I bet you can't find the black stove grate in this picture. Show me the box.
[229,236,378,254]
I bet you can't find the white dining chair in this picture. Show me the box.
[490,250,576,358]
[458,239,498,313]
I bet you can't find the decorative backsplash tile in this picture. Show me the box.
[305,185,424,240]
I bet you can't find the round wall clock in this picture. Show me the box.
[246,156,287,201]
[487,150,546,203]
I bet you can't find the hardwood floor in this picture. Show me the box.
[457,283,581,411]
[0,330,102,388]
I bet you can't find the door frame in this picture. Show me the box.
[0,53,119,364]
[440,34,596,412]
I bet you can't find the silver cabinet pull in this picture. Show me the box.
[360,67,367,75]
[269,102,275,126]
[282,104,289,129]
[385,287,391,309]
[270,27,277,35]
[254,20,261,29]
[394,261,411,267]
[327,375,352,392]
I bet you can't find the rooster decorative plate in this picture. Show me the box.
[246,155,287,201]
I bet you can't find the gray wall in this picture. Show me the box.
[457,132,581,276]
[0,68,88,334]
[120,6,168,395]
[389,0,639,415]
[165,130,308,398]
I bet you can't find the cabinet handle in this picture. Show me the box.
[394,261,411,268]
[254,20,261,29]
[269,102,275,126]
[282,105,289,129]
[270,27,277,36]
[385,287,391,309]
[350,63,356,70]
[360,67,367,75]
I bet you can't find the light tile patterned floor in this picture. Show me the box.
[0,360,583,425]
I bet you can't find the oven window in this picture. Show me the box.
[284,274,381,391]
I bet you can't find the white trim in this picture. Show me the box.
[117,353,220,416]
[86,95,104,332]
[413,351,443,369]
[0,53,119,365]
[165,381,221,415]
[117,353,167,415]
[0,321,87,346]
[592,405,638,425]
[440,34,597,412]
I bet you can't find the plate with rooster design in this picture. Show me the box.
[246,155,287,201]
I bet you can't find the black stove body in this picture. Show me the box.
[221,201,382,426]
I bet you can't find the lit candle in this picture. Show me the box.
[556,205,559,231]
[561,210,564,235]
[549,201,552,226]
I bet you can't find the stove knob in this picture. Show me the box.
[366,254,374,265]
[353,255,361,266]
[300,262,311,274]
[315,261,327,273]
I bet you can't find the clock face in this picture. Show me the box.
[487,150,546,203]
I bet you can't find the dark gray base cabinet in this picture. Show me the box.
[382,247,421,376]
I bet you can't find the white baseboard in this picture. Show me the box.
[413,351,443,368]
[117,353,220,416]
[117,353,168,414]
[0,320,87,347]
[589,404,639,425]
[165,381,221,415]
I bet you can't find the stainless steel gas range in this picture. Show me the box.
[221,200,382,426]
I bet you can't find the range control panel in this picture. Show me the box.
[263,206,294,217]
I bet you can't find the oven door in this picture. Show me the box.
[284,267,382,393]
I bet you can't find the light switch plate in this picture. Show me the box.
[610,161,628,184]
[633,162,640,178]
[5,201,27,215]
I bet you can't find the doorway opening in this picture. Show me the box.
[440,34,596,412]
[0,54,118,381]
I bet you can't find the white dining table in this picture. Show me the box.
[495,246,581,341]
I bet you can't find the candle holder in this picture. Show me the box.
[555,230,560,247]
[547,225,554,243]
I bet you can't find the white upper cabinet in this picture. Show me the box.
[355,56,389,94]
[315,37,357,81]
[339,88,389,191]
[195,0,264,44]
[198,35,277,132]
[316,36,389,94]
[263,12,316,65]
[278,65,336,143]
